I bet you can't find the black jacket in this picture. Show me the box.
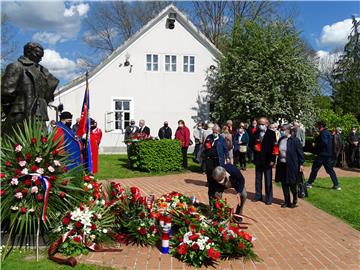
[314,128,333,157]
[252,129,276,169]
[158,126,172,139]
[139,126,150,136]
[275,136,304,185]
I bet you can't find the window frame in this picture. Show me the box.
[110,97,134,134]
[183,55,195,73]
[146,54,159,71]
[165,54,177,72]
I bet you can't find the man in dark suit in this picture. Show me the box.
[158,121,172,139]
[138,119,150,136]
[251,117,276,205]
[306,121,341,190]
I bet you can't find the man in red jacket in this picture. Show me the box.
[175,120,190,169]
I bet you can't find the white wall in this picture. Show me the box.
[50,13,217,153]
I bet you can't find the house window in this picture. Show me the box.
[165,55,176,72]
[183,56,195,72]
[146,54,158,71]
[114,99,131,130]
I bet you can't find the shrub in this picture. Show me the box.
[319,109,359,137]
[129,139,183,172]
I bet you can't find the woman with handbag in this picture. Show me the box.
[233,124,249,170]
[275,124,304,208]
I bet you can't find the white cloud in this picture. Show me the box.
[319,17,360,48]
[40,49,80,81]
[316,50,342,74]
[32,32,64,45]
[2,1,89,43]
[64,3,90,17]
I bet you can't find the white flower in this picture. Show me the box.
[21,168,28,175]
[97,214,102,219]
[15,144,22,152]
[198,242,205,250]
[31,186,38,194]
[67,225,74,231]
[101,199,106,205]
[47,166,55,173]
[15,192,23,199]
[90,235,96,241]
[11,178,19,186]
[29,208,35,213]
[36,168,44,174]
[31,175,38,182]
[87,184,93,189]
[10,206,19,211]
[95,200,100,205]
[19,160,27,167]
[102,229,108,234]
[53,227,61,233]
[53,160,61,166]
[35,157,42,163]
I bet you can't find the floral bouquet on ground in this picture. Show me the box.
[171,227,220,268]
[108,182,159,246]
[53,201,115,257]
[0,121,86,259]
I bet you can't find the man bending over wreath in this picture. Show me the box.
[211,164,247,222]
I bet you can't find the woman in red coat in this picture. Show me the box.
[175,120,190,169]
[90,119,103,174]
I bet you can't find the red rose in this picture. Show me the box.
[91,224,97,231]
[52,149,58,156]
[37,194,44,202]
[30,165,39,172]
[110,191,116,197]
[73,236,81,243]
[63,166,67,172]
[79,203,86,211]
[0,189,6,197]
[239,242,245,249]
[139,212,146,219]
[25,153,32,162]
[218,227,224,233]
[149,225,155,233]
[35,179,41,186]
[191,243,199,251]
[93,192,100,200]
[62,216,71,225]
[15,169,22,176]
[84,175,91,182]
[148,212,154,219]
[242,232,252,242]
[16,156,23,162]
[75,221,83,229]
[41,137,47,144]
[50,175,56,181]
[200,229,206,235]
[139,227,147,235]
[0,173,5,179]
[109,199,115,205]
[24,179,31,187]
[31,138,37,144]
[5,161,11,167]
[20,207,27,214]
[61,180,69,186]
[208,248,220,260]
[177,243,188,255]
[93,214,97,221]
[215,201,221,209]
[59,192,66,199]
[189,234,199,241]
[22,189,28,196]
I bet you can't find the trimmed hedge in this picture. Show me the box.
[128,139,183,172]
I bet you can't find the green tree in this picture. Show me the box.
[332,16,360,120]
[208,20,320,126]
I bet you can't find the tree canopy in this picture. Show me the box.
[332,16,360,121]
[207,19,320,126]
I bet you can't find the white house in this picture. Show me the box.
[49,4,221,153]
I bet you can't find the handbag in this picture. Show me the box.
[189,139,193,146]
[239,145,247,153]
[297,172,308,198]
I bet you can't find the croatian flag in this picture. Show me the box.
[76,76,93,173]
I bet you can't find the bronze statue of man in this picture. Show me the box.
[1,42,59,134]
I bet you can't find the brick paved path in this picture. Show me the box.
[78,167,360,269]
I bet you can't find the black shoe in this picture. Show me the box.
[252,198,261,202]
[281,203,291,208]
[265,202,272,205]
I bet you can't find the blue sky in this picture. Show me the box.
[2,1,359,86]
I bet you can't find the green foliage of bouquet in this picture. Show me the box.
[128,139,182,172]
[0,121,87,259]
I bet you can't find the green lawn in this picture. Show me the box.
[1,249,113,270]
[305,177,360,230]
[97,152,314,180]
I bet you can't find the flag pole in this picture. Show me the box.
[85,71,90,174]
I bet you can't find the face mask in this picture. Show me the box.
[258,124,266,131]
[179,124,184,128]
[164,123,168,127]
[65,122,72,128]
[239,128,244,133]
